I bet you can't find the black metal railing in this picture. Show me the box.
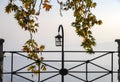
[3,51,119,82]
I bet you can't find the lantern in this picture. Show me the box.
[55,34,62,46]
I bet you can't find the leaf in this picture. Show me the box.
[35,12,40,15]
[34,70,40,75]
[35,23,39,27]
[24,3,30,9]
[41,65,46,71]
[97,20,102,25]
[31,9,35,14]
[12,4,18,12]
[43,3,52,11]
[27,65,35,71]
[5,3,12,13]
[44,0,49,3]
[39,57,44,61]
[92,3,97,8]
[40,45,45,51]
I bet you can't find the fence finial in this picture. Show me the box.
[0,39,4,82]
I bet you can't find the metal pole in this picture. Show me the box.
[0,39,4,82]
[58,25,64,70]
[115,39,120,82]
[58,25,64,82]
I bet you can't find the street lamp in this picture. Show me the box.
[55,25,68,82]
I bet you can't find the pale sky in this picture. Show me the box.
[0,0,120,51]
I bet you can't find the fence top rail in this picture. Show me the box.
[3,50,118,53]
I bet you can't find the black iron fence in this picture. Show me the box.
[2,51,119,82]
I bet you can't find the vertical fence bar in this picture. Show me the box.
[11,53,13,82]
[38,64,40,82]
[86,61,88,82]
[0,39,4,82]
[115,39,120,82]
[61,75,64,82]
[111,52,113,82]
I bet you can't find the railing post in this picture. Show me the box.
[115,39,120,82]
[0,39,4,82]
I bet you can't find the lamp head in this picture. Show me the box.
[55,34,62,46]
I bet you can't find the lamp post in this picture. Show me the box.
[55,25,68,82]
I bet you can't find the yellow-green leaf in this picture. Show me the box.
[40,45,45,51]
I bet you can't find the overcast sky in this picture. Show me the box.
[0,0,120,51]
